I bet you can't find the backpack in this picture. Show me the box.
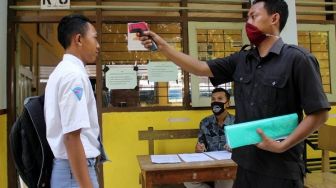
[9,95,54,188]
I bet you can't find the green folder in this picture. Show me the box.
[225,113,298,149]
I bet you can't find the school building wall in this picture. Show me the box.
[102,109,222,188]
[2,1,336,187]
[0,114,8,188]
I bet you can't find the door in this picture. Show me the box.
[15,26,35,188]
[16,27,35,115]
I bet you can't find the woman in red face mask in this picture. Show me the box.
[139,0,330,188]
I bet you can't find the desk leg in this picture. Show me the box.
[144,174,153,188]
[145,181,153,188]
[141,173,146,188]
[141,173,154,188]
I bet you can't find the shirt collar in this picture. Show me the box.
[211,113,233,126]
[63,54,85,69]
[223,113,234,125]
[247,38,284,60]
[269,38,284,55]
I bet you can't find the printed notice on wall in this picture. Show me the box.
[41,0,70,9]
[148,61,178,82]
[105,67,137,90]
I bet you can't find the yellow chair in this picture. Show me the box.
[304,124,336,188]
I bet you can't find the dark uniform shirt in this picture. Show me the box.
[207,38,330,180]
[198,113,235,152]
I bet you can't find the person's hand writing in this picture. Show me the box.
[195,142,206,153]
[255,128,286,153]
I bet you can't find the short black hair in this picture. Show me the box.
[253,0,288,32]
[212,88,230,100]
[57,14,91,49]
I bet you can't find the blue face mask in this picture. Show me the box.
[211,101,226,116]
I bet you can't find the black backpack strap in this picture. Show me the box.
[25,96,46,147]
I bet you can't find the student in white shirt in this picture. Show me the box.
[44,14,102,188]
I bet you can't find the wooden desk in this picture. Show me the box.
[137,155,237,188]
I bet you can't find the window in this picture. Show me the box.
[101,23,184,109]
[298,24,336,102]
[188,22,247,107]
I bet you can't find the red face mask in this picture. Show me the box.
[245,23,267,46]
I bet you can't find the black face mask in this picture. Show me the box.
[211,101,226,116]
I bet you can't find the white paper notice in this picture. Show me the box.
[150,154,182,164]
[148,61,178,82]
[178,153,214,162]
[204,151,232,160]
[105,67,137,90]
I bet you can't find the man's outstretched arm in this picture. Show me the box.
[140,31,213,77]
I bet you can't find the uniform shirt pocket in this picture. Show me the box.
[260,75,288,104]
[233,73,253,101]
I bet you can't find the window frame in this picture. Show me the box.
[297,24,336,102]
[100,21,187,111]
[188,21,247,107]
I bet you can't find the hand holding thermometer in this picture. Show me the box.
[128,22,158,51]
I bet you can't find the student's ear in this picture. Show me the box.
[73,33,82,47]
[225,101,230,108]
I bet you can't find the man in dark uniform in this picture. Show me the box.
[140,0,330,187]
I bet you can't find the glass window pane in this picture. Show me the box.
[101,23,183,108]
[298,31,331,93]
[196,29,242,97]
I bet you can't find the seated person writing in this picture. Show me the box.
[184,88,235,188]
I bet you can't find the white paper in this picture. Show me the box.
[150,154,182,164]
[178,153,214,162]
[148,61,178,82]
[105,67,137,90]
[204,151,232,160]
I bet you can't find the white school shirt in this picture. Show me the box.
[44,54,100,159]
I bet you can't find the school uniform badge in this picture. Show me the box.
[72,87,83,100]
